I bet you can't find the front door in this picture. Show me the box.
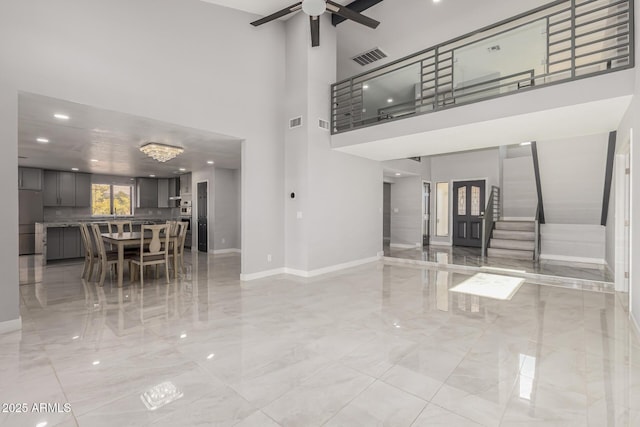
[197,182,208,253]
[452,180,485,247]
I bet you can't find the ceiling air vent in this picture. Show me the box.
[352,47,387,66]
[289,116,302,129]
[318,119,330,131]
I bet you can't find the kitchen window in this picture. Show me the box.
[92,184,133,216]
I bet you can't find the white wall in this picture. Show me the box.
[502,156,537,219]
[540,224,605,263]
[0,0,287,324]
[390,176,422,247]
[428,148,500,244]
[537,133,609,225]
[213,168,240,251]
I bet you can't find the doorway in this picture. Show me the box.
[383,183,391,246]
[452,180,485,247]
[422,181,431,247]
[197,181,208,253]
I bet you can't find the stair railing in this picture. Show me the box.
[534,204,541,261]
[481,186,500,257]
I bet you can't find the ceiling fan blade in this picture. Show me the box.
[250,2,302,26]
[310,16,320,47]
[326,0,379,29]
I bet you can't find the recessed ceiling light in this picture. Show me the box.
[387,98,394,103]
[180,333,187,339]
[179,168,186,172]
[149,174,156,178]
[207,161,214,165]
[54,113,70,120]
[395,173,401,176]
[433,0,441,3]
[71,168,79,171]
[36,138,49,143]
[363,84,369,89]
[90,159,98,162]
[92,360,100,366]
[520,141,532,146]
[207,353,215,360]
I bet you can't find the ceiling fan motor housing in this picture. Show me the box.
[302,0,327,16]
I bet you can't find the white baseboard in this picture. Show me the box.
[284,256,380,278]
[377,251,385,257]
[502,217,535,221]
[0,317,21,335]
[539,254,606,265]
[390,243,421,249]
[240,268,286,281]
[210,248,241,255]
[429,241,453,247]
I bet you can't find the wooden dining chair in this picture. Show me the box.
[90,223,120,286]
[130,224,171,285]
[108,220,133,234]
[168,221,188,275]
[79,223,98,280]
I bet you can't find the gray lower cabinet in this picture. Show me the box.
[47,227,83,261]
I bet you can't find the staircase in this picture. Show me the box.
[487,221,535,260]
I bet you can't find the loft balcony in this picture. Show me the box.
[331,0,634,135]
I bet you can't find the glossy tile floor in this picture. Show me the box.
[4,253,640,426]
[385,244,615,283]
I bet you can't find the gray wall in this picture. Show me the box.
[537,133,609,224]
[213,168,240,251]
[390,176,422,247]
[502,156,537,219]
[428,148,500,244]
[0,0,287,323]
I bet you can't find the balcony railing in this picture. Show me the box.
[331,0,633,134]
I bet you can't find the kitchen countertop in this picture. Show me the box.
[36,219,177,227]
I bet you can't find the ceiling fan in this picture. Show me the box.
[250,0,380,47]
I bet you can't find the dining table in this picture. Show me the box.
[101,231,180,287]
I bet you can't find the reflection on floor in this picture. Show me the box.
[4,253,640,426]
[385,244,614,287]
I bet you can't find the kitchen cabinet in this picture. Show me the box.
[169,178,179,207]
[157,179,169,208]
[18,167,42,190]
[137,178,158,208]
[180,173,191,196]
[47,226,83,261]
[75,173,91,207]
[43,171,76,207]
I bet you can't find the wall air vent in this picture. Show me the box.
[289,116,302,129]
[352,47,387,66]
[318,119,330,131]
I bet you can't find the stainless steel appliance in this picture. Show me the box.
[19,190,44,255]
[180,200,192,217]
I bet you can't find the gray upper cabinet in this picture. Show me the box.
[168,178,179,207]
[157,178,169,208]
[180,173,191,196]
[75,173,91,207]
[43,170,91,207]
[18,167,42,190]
[137,178,158,208]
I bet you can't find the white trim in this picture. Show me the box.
[501,216,535,221]
[240,268,285,281]
[631,312,640,340]
[429,240,453,247]
[210,248,241,254]
[284,256,380,278]
[0,317,21,335]
[390,243,421,249]
[539,253,606,265]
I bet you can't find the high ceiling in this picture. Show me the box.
[18,93,241,177]
[199,0,350,17]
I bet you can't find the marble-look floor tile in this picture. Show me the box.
[324,380,427,427]
[411,403,482,426]
[6,253,640,427]
[262,364,375,427]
